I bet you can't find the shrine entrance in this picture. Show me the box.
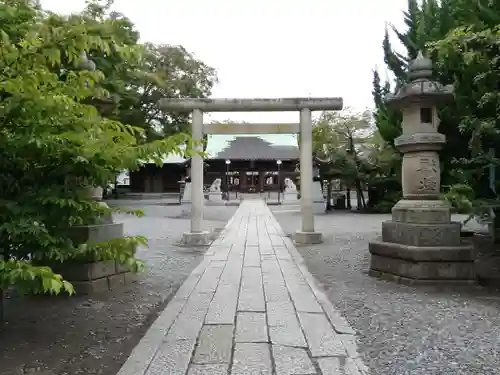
[242,171,259,193]
[224,169,283,194]
[159,97,343,245]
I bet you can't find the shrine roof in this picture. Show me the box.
[140,144,187,165]
[205,134,299,160]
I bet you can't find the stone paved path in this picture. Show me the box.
[117,200,367,375]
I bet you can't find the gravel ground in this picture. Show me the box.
[271,208,500,375]
[0,200,236,375]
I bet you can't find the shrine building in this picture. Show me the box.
[128,134,300,194]
[128,147,188,194]
[204,134,299,193]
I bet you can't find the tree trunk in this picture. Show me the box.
[492,208,500,244]
[346,188,352,209]
[355,180,363,210]
[347,135,365,210]
[359,185,366,209]
[0,289,3,325]
[326,181,333,211]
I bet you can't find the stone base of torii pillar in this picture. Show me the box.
[181,231,211,246]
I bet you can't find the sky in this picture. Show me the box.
[41,0,408,123]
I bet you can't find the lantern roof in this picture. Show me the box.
[386,51,454,108]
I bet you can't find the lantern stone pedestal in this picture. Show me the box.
[368,52,475,284]
[54,187,137,294]
[369,200,475,283]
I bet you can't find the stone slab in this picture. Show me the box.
[193,325,233,364]
[382,221,461,247]
[145,339,194,375]
[279,260,323,313]
[55,261,116,281]
[71,272,136,295]
[194,264,224,294]
[188,364,229,375]
[274,246,292,260]
[298,312,347,357]
[261,258,281,274]
[272,345,317,375]
[317,357,344,375]
[270,235,285,246]
[369,269,476,285]
[231,343,272,375]
[211,247,231,261]
[370,253,475,281]
[267,301,307,347]
[246,237,259,247]
[235,312,268,343]
[238,267,265,312]
[71,277,109,295]
[391,199,451,223]
[369,240,475,262]
[259,245,275,255]
[167,292,213,340]
[206,284,240,325]
[244,246,261,267]
[286,281,323,313]
[262,272,290,303]
[65,222,124,245]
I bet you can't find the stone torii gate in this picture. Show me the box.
[160,97,343,245]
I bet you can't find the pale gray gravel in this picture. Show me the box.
[271,208,500,375]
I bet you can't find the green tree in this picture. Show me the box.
[139,44,218,138]
[71,0,218,141]
[312,109,374,210]
[431,6,500,237]
[377,0,500,230]
[0,0,189,297]
[372,0,492,205]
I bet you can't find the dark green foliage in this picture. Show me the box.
[374,0,500,233]
[371,69,401,146]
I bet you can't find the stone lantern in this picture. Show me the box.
[368,52,475,284]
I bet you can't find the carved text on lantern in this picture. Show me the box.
[416,155,438,193]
